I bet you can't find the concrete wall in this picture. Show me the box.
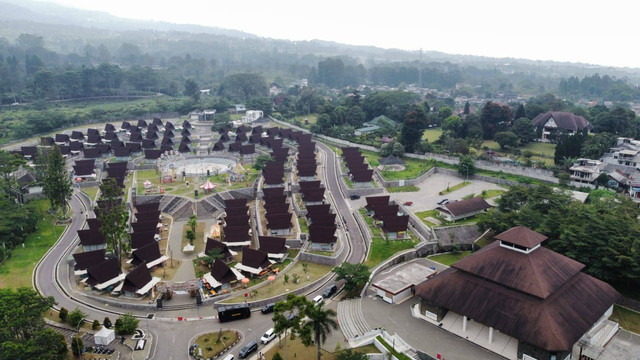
[374,167,437,188]
[299,251,339,266]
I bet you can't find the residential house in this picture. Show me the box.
[203,259,245,291]
[129,242,167,269]
[258,236,288,261]
[78,229,107,252]
[436,197,491,222]
[85,258,125,292]
[381,215,410,239]
[200,238,235,262]
[309,225,337,251]
[120,264,160,297]
[72,249,106,276]
[234,248,273,277]
[532,111,593,142]
[569,159,602,184]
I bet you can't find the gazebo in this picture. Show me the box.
[200,179,217,193]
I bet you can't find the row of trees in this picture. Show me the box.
[477,185,640,284]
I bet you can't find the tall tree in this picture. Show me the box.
[514,104,526,120]
[43,145,72,217]
[184,79,200,102]
[457,155,476,178]
[0,287,56,346]
[581,132,617,159]
[399,105,429,153]
[273,294,309,360]
[494,131,519,150]
[511,117,535,145]
[333,262,370,297]
[463,101,471,115]
[480,101,512,140]
[300,301,338,360]
[96,178,129,265]
[0,150,25,199]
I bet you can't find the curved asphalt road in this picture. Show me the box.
[34,143,363,359]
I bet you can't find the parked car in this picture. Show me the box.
[350,194,361,200]
[313,295,323,305]
[285,313,297,321]
[323,284,338,298]
[238,341,258,359]
[437,198,449,205]
[260,303,275,314]
[403,201,413,206]
[260,328,276,344]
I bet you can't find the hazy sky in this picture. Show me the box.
[43,0,640,68]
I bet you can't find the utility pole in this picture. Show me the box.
[419,48,423,93]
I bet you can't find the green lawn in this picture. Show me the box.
[387,185,420,193]
[480,189,506,199]
[359,209,419,267]
[136,168,258,197]
[429,251,472,266]
[182,222,205,254]
[414,210,440,227]
[298,217,309,233]
[81,187,99,201]
[362,150,434,181]
[610,305,640,334]
[482,140,556,166]
[440,181,470,195]
[423,128,443,142]
[0,199,67,288]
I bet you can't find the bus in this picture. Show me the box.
[217,304,251,323]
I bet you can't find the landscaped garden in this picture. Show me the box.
[193,330,239,359]
[265,337,381,360]
[135,168,259,198]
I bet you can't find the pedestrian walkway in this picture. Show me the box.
[337,298,371,340]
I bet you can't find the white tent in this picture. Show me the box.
[94,327,115,345]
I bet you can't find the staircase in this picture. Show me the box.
[337,298,372,340]
[173,200,194,220]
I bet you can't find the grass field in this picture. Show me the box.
[387,185,420,193]
[414,210,441,227]
[429,251,472,266]
[194,331,239,359]
[136,168,258,198]
[0,199,67,289]
[265,337,381,360]
[480,189,506,199]
[610,305,640,334]
[440,181,470,195]
[361,149,434,181]
[360,209,419,267]
[423,128,443,142]
[298,217,309,233]
[81,187,99,201]
[482,140,556,165]
[221,261,332,303]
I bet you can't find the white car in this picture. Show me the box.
[260,328,276,344]
[313,295,323,305]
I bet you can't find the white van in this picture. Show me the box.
[222,354,235,360]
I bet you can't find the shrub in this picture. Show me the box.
[71,336,84,356]
[92,319,101,330]
[67,308,87,328]
[103,317,112,328]
[58,307,68,322]
[272,353,283,360]
[115,313,139,335]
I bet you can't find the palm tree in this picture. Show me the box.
[303,301,338,360]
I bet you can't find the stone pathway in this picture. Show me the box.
[337,298,372,340]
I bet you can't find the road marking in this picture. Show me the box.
[173,335,175,343]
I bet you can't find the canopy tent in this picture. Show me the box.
[200,179,217,192]
[143,180,153,188]
[94,327,115,345]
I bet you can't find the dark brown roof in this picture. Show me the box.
[271,148,289,162]
[131,231,156,249]
[309,225,337,244]
[241,248,271,269]
[182,120,191,129]
[135,201,160,213]
[258,236,287,254]
[40,136,54,146]
[178,143,190,153]
[228,142,241,152]
[137,120,148,128]
[74,158,93,168]
[494,226,548,249]
[352,169,373,182]
[263,194,287,205]
[210,259,237,284]
[131,242,162,266]
[224,198,247,208]
[160,145,172,154]
[78,229,106,246]
[266,213,292,230]
[263,187,284,197]
[532,111,593,132]
[131,220,158,233]
[70,141,84,151]
[441,197,491,217]
[213,141,225,150]
[453,241,584,299]
[135,210,160,222]
[266,127,280,136]
[252,125,263,134]
[225,206,248,216]
[71,131,84,140]
[86,134,102,144]
[381,215,409,233]
[372,204,399,220]
[86,218,102,231]
[73,249,106,270]
[235,124,247,133]
[224,214,250,226]
[223,225,251,243]
[144,150,161,160]
[161,137,174,145]
[204,238,233,261]
[126,142,142,152]
[129,132,143,142]
[181,135,191,143]
[86,258,121,286]
[306,204,331,216]
[165,121,174,130]
[21,146,37,156]
[121,121,131,129]
[122,265,152,293]
[299,181,321,190]
[264,203,290,214]
[73,164,94,176]
[142,139,156,149]
[59,145,70,155]
[240,144,255,155]
[235,132,248,142]
[55,133,70,143]
[82,148,101,159]
[302,189,325,202]
[113,147,130,157]
[164,129,175,138]
[415,240,620,352]
[297,164,316,177]
[308,213,336,226]
[263,171,284,185]
[365,196,390,210]
[219,133,230,142]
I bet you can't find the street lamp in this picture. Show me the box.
[75,317,85,357]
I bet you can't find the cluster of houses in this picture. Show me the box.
[341,147,374,187]
[13,118,194,165]
[74,166,167,297]
[364,196,409,239]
